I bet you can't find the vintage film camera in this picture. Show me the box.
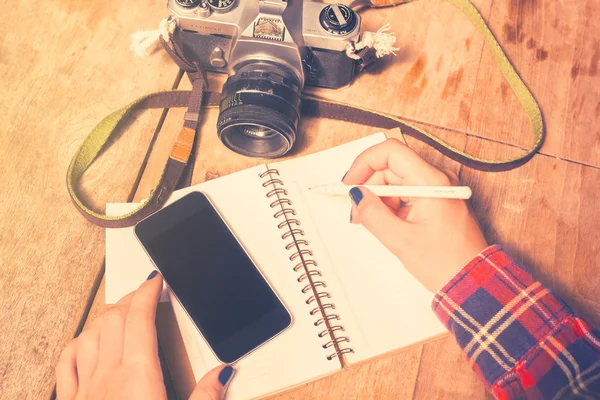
[168,0,362,158]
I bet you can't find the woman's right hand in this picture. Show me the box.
[343,138,488,292]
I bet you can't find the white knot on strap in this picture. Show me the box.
[129,17,176,58]
[346,23,399,60]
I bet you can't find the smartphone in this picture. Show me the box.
[134,191,292,363]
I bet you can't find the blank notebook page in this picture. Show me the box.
[272,134,446,364]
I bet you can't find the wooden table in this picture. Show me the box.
[1,0,599,398]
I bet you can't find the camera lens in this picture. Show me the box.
[217,62,301,158]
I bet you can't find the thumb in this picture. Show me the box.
[189,365,235,400]
[349,187,411,252]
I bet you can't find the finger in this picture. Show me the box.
[349,187,412,252]
[56,339,78,400]
[84,291,134,333]
[350,200,359,224]
[122,273,163,362]
[440,168,460,186]
[383,168,405,186]
[397,204,413,220]
[362,171,400,213]
[84,314,104,332]
[343,138,447,186]
[116,290,136,306]
[358,169,405,187]
[95,306,127,372]
[75,328,100,389]
[351,197,400,224]
[95,291,135,369]
[381,197,401,212]
[361,170,386,185]
[189,365,235,400]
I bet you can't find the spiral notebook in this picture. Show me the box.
[105,132,446,399]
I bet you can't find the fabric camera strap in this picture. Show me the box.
[67,0,544,228]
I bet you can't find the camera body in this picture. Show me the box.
[167,0,362,158]
[168,0,361,89]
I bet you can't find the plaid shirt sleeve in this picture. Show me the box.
[432,245,600,399]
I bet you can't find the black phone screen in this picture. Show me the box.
[135,192,291,363]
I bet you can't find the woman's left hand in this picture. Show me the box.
[55,272,234,400]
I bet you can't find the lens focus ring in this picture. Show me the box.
[217,62,301,158]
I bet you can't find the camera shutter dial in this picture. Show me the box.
[319,4,357,35]
[175,0,202,7]
[206,0,236,13]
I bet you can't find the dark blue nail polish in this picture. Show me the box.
[341,170,349,181]
[146,270,158,280]
[349,208,353,223]
[219,365,234,387]
[349,187,363,207]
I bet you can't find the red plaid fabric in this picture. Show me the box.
[432,245,600,399]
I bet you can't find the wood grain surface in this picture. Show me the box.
[468,0,600,165]
[1,0,598,399]
[0,1,178,398]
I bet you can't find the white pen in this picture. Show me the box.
[308,184,472,199]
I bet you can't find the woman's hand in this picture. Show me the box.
[343,138,488,292]
[55,272,235,400]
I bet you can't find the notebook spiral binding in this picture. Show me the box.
[259,168,354,362]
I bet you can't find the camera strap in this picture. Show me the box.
[66,37,213,228]
[67,0,544,228]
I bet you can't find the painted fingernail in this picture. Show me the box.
[219,365,234,387]
[341,170,349,182]
[349,187,363,207]
[349,208,353,223]
[147,270,158,280]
